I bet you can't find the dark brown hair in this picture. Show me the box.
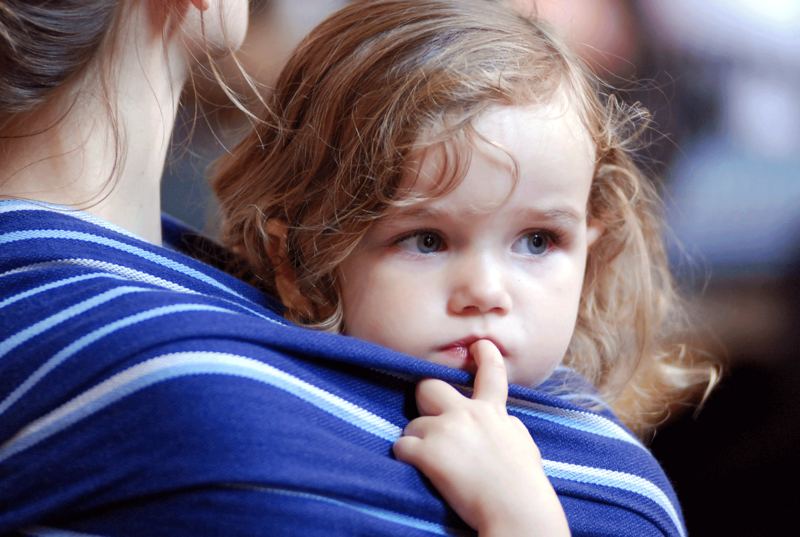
[0,1,119,126]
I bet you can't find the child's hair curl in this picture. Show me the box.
[213,0,716,435]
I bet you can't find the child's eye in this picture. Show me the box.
[396,231,445,254]
[513,231,552,255]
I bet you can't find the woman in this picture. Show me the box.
[0,1,685,535]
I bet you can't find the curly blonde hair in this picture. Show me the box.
[213,0,716,435]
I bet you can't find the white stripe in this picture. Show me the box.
[0,199,139,239]
[230,485,469,536]
[557,391,611,409]
[20,526,105,537]
[0,272,115,311]
[364,369,642,448]
[452,383,643,449]
[1,200,282,321]
[543,459,685,537]
[0,260,286,325]
[0,352,402,462]
[507,396,644,449]
[0,229,250,302]
[0,349,683,536]
[0,228,262,313]
[0,287,150,359]
[0,258,193,293]
[0,304,239,417]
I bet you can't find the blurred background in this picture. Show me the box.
[162,1,800,535]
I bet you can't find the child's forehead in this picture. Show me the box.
[410,91,594,171]
[399,96,596,199]
[474,95,595,152]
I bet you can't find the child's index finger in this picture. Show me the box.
[470,339,508,408]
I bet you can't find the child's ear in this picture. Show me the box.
[265,219,314,319]
[586,220,604,248]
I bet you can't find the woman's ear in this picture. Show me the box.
[587,220,604,248]
[265,219,314,318]
[162,0,207,12]
[146,0,205,35]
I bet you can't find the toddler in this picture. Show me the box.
[213,0,713,533]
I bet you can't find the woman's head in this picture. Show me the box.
[214,0,712,432]
[0,0,250,219]
[0,0,247,119]
[0,0,120,123]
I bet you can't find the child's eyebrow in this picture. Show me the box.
[386,206,449,220]
[386,206,584,226]
[513,207,585,227]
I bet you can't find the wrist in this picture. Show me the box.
[477,475,570,537]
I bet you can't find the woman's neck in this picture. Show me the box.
[0,5,188,244]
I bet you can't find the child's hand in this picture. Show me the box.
[393,340,570,536]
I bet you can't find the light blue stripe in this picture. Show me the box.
[0,273,112,311]
[20,527,105,537]
[454,384,643,449]
[0,286,149,360]
[543,460,685,537]
[0,229,246,301]
[0,304,238,417]
[0,353,402,463]
[1,350,680,536]
[0,259,285,326]
[547,367,614,411]
[0,199,139,239]
[557,391,612,409]
[239,485,468,536]
[507,396,644,449]
[1,258,193,293]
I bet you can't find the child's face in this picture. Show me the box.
[338,96,600,386]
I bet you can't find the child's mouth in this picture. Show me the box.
[438,336,507,357]
[438,343,472,362]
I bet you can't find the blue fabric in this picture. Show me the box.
[0,200,685,536]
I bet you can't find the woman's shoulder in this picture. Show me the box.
[0,200,436,533]
[0,199,282,313]
[0,201,452,534]
[0,198,311,444]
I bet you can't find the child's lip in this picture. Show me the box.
[438,336,508,356]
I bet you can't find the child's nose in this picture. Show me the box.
[446,254,512,315]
